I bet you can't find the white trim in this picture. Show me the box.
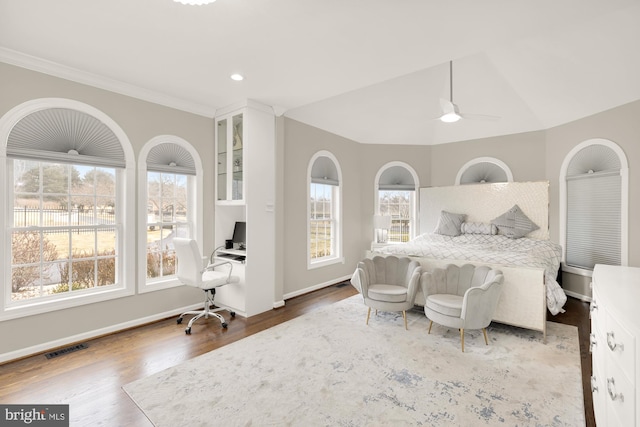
[307,151,343,270]
[0,98,136,320]
[282,274,352,301]
[373,161,420,242]
[563,289,592,303]
[0,300,203,364]
[137,135,204,294]
[0,48,215,118]
[455,156,513,185]
[558,138,628,267]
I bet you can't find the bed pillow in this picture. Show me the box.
[433,210,466,236]
[460,221,498,235]
[491,204,539,239]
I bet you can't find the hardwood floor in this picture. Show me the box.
[0,283,593,426]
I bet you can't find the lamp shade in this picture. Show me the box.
[373,215,392,229]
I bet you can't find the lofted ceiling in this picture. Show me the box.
[1,0,639,145]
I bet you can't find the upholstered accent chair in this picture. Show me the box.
[422,264,504,351]
[356,256,422,330]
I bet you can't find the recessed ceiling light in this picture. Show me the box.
[230,74,244,81]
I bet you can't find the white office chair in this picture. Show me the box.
[173,238,239,335]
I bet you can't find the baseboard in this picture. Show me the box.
[564,289,592,303]
[0,302,202,364]
[282,275,352,301]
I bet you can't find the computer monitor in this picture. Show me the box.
[232,221,246,250]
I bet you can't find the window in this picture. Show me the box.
[308,151,342,268]
[560,139,628,275]
[1,99,135,320]
[138,136,202,292]
[375,162,419,243]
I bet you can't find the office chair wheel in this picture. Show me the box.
[185,327,191,335]
[221,323,228,329]
[230,312,236,317]
[177,317,183,324]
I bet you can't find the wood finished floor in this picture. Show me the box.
[0,283,593,427]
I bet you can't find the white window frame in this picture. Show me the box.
[307,151,343,269]
[559,138,628,277]
[137,136,203,293]
[0,98,135,321]
[374,161,419,244]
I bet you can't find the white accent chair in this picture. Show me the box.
[422,264,504,352]
[356,256,422,330]
[173,238,239,335]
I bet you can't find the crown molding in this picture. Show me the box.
[0,47,217,118]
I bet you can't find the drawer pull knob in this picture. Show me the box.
[606,332,624,352]
[589,333,597,353]
[590,376,598,393]
[589,301,597,318]
[606,378,624,402]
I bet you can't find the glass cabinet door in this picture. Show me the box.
[217,118,228,201]
[231,113,243,201]
[216,112,243,202]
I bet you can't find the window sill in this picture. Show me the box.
[1,286,134,322]
[308,256,345,270]
[139,276,182,293]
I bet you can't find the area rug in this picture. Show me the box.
[123,295,584,426]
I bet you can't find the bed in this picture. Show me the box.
[367,181,567,341]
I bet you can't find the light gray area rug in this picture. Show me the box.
[123,295,584,426]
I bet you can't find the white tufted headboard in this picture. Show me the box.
[419,181,550,240]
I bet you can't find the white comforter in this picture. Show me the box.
[377,233,567,315]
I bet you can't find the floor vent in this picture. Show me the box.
[45,343,88,360]
[335,281,349,288]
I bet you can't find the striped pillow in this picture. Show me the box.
[491,205,539,239]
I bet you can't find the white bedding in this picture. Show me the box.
[377,233,567,315]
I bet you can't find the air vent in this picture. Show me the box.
[44,343,88,359]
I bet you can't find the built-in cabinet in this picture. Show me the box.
[213,100,276,317]
[591,264,640,426]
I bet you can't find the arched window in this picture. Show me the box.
[0,98,135,320]
[138,136,203,292]
[455,157,513,185]
[374,162,419,243]
[307,151,343,268]
[560,139,628,276]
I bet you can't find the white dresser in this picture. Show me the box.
[591,264,640,426]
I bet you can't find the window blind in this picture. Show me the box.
[6,108,126,168]
[146,143,196,175]
[378,165,415,190]
[566,171,621,269]
[311,156,339,186]
[460,162,508,184]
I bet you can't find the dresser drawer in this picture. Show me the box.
[605,311,637,383]
[605,357,636,427]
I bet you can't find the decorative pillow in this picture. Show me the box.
[491,205,539,239]
[433,211,466,236]
[460,221,498,235]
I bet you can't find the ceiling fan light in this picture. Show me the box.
[440,112,461,123]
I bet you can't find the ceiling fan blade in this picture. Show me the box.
[459,112,501,121]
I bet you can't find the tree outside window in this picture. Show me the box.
[11,160,117,302]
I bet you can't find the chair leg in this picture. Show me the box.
[402,310,407,330]
[460,328,465,352]
[428,320,433,334]
[483,328,489,345]
[365,307,371,325]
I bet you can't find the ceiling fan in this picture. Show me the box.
[438,60,500,123]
